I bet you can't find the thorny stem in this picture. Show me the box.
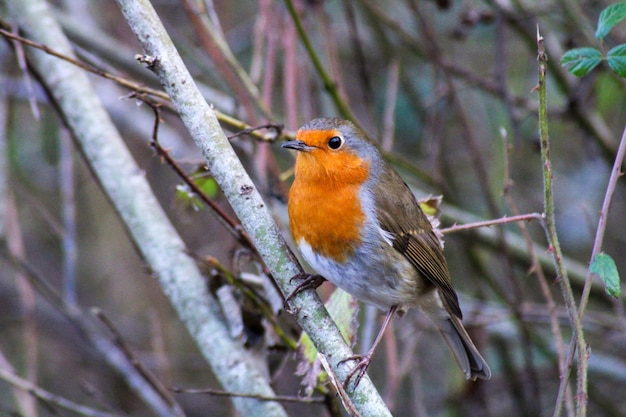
[440,212,545,234]
[536,27,587,417]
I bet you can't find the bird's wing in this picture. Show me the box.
[374,167,462,319]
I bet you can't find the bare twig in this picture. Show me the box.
[554,124,626,417]
[4,193,39,417]
[0,25,277,143]
[227,123,284,141]
[283,0,359,124]
[93,309,182,412]
[0,367,122,417]
[0,26,165,99]
[59,129,78,306]
[7,23,40,119]
[440,212,545,234]
[501,128,575,417]
[171,386,325,403]
[141,96,257,251]
[178,0,270,122]
[203,256,298,350]
[381,59,400,152]
[579,124,626,316]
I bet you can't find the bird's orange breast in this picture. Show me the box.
[287,145,370,263]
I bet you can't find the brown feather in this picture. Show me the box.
[374,165,462,318]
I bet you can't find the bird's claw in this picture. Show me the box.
[338,353,372,389]
[283,273,325,312]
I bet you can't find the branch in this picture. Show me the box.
[114,0,392,415]
[0,26,278,144]
[441,212,545,234]
[0,0,289,416]
[0,367,121,417]
[579,124,626,316]
[554,124,626,417]
[178,0,272,121]
[441,204,592,288]
[1,246,185,417]
[536,27,587,417]
[171,386,325,404]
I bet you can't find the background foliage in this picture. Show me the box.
[1,0,625,416]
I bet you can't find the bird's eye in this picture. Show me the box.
[328,136,343,150]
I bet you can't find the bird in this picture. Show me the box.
[282,117,491,387]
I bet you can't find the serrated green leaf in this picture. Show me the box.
[607,43,626,76]
[590,252,621,298]
[596,2,626,39]
[560,47,604,76]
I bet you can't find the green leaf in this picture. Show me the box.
[607,43,626,76]
[596,2,626,39]
[590,252,621,298]
[560,47,603,76]
[194,175,219,198]
[174,174,219,211]
[175,184,204,211]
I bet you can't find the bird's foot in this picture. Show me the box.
[283,273,325,312]
[338,352,373,389]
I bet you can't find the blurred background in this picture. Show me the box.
[1,0,625,416]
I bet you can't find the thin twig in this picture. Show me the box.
[204,256,298,350]
[579,124,626,316]
[554,124,626,417]
[501,128,575,417]
[4,192,39,417]
[0,367,122,417]
[140,96,260,256]
[7,23,40,119]
[0,247,185,417]
[440,212,545,234]
[0,26,165,98]
[283,0,359,124]
[60,129,78,306]
[0,25,277,143]
[381,59,400,152]
[227,123,284,141]
[171,386,325,404]
[178,0,270,122]
[536,27,587,417]
[487,0,619,159]
[93,309,181,411]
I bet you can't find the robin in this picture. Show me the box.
[282,117,491,387]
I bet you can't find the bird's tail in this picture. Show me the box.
[434,315,491,380]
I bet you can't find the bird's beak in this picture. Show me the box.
[282,140,315,152]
